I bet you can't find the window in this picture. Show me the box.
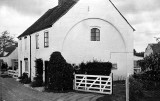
[36,33,39,49]
[91,28,100,41]
[19,38,22,51]
[44,31,49,47]
[24,36,27,50]
[24,59,28,72]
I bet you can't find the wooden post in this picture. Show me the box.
[126,73,130,101]
[74,72,76,90]
[85,75,87,90]
[111,73,113,94]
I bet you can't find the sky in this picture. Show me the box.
[0,0,160,52]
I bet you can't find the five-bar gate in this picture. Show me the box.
[74,73,112,94]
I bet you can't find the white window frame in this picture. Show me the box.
[24,36,27,50]
[36,33,39,49]
[44,31,49,47]
[24,59,29,72]
[91,28,100,41]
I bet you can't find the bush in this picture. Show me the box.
[19,73,31,84]
[30,76,43,87]
[46,51,74,91]
[32,59,43,87]
[133,71,160,90]
[75,60,112,76]
[138,53,160,72]
[129,76,144,101]
[1,63,8,70]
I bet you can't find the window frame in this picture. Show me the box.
[44,31,49,47]
[36,33,39,49]
[91,28,100,41]
[24,36,27,50]
[24,59,29,72]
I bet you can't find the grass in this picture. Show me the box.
[96,80,126,101]
[139,90,160,101]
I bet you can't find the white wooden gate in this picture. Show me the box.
[74,73,112,94]
[8,70,18,78]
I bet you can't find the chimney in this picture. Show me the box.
[58,0,66,6]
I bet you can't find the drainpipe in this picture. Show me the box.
[30,35,32,80]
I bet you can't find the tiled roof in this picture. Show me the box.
[18,0,78,38]
[150,43,160,54]
[0,43,18,57]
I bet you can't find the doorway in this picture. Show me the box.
[45,61,49,85]
[20,61,22,76]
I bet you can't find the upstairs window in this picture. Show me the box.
[36,33,39,49]
[91,28,100,41]
[44,31,49,47]
[24,59,28,72]
[24,36,27,50]
[19,38,22,51]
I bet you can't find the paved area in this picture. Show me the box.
[0,74,104,101]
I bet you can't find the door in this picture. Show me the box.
[20,61,22,76]
[45,61,49,85]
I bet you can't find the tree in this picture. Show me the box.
[138,53,160,71]
[0,31,17,55]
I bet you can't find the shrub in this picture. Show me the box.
[1,63,8,70]
[32,58,43,87]
[133,71,160,90]
[19,73,31,84]
[46,51,74,91]
[30,76,43,87]
[138,53,160,72]
[129,75,144,101]
[75,60,112,76]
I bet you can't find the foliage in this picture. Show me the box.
[35,59,43,76]
[46,51,74,91]
[1,62,8,70]
[32,59,43,87]
[30,76,44,87]
[133,71,160,90]
[19,73,31,84]
[129,75,144,101]
[75,60,112,76]
[0,31,17,53]
[138,53,160,71]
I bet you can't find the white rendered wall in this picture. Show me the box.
[144,45,153,57]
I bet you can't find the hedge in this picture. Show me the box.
[75,60,112,76]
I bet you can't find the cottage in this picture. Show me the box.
[18,0,134,81]
[0,44,18,70]
[144,42,160,57]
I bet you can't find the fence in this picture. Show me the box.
[8,70,18,78]
[74,73,112,94]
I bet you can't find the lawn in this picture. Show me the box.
[139,90,160,101]
[96,81,126,101]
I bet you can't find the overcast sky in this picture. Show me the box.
[0,0,160,52]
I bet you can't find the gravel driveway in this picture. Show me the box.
[0,74,104,101]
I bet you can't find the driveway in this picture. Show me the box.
[0,74,104,101]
